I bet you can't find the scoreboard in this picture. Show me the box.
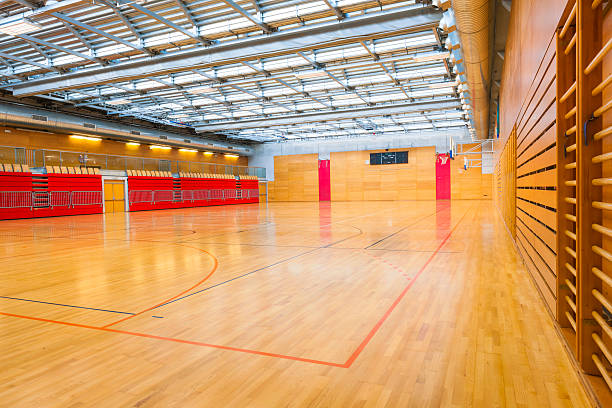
[370,151,408,165]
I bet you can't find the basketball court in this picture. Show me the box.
[1,0,611,406]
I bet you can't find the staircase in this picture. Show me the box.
[172,178,182,201]
[32,175,50,209]
[235,176,242,199]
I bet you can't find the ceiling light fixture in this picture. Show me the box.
[70,135,101,141]
[224,154,239,158]
[179,148,197,152]
[150,145,171,150]
[125,142,140,146]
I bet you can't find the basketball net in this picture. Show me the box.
[438,154,449,165]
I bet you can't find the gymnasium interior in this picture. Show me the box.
[1,0,611,406]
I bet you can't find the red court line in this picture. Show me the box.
[342,206,471,368]
[101,243,218,329]
[0,311,345,367]
[1,206,470,368]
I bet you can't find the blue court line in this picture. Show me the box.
[151,315,164,319]
[0,296,134,315]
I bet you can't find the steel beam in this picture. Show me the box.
[195,99,460,131]
[118,0,207,44]
[218,0,272,33]
[50,12,144,53]
[11,0,45,8]
[13,6,441,96]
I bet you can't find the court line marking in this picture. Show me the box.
[343,206,471,367]
[0,311,346,368]
[150,225,364,309]
[156,208,447,310]
[0,296,134,315]
[363,202,451,250]
[0,205,470,368]
[0,212,371,317]
[101,243,219,328]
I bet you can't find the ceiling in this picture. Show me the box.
[0,0,470,143]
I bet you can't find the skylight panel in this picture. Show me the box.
[135,81,163,90]
[199,17,252,36]
[347,74,389,87]
[264,2,328,23]
[262,88,297,97]
[316,45,368,62]
[368,93,406,103]
[302,81,343,92]
[232,110,256,117]
[225,93,257,102]
[263,56,306,71]
[203,113,226,120]
[395,67,447,80]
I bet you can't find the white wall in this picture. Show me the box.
[250,129,470,181]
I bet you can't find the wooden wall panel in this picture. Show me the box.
[451,143,493,200]
[513,41,558,317]
[0,126,248,167]
[330,147,435,201]
[268,154,319,201]
[269,146,491,202]
[499,0,566,145]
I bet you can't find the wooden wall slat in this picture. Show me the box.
[517,75,557,147]
[517,198,557,230]
[516,147,557,177]
[516,188,557,209]
[516,234,557,313]
[517,210,557,252]
[517,104,557,154]
[517,126,557,166]
[516,168,557,188]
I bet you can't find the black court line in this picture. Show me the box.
[0,296,134,315]
[151,226,364,310]
[363,204,450,250]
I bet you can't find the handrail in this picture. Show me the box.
[0,144,266,179]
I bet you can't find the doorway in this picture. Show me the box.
[104,180,125,213]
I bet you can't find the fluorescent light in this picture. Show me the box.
[294,70,328,79]
[150,145,171,150]
[224,154,239,158]
[70,135,101,141]
[125,142,140,146]
[0,17,41,36]
[179,148,197,152]
[190,86,216,94]
[203,151,214,155]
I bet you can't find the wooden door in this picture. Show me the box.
[104,180,125,213]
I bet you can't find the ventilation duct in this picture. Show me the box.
[0,102,252,156]
[449,0,492,139]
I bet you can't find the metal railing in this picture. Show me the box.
[128,189,259,204]
[0,191,32,209]
[0,144,266,179]
[0,190,102,209]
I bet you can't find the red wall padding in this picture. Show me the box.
[127,176,259,212]
[0,173,258,220]
[0,172,103,220]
